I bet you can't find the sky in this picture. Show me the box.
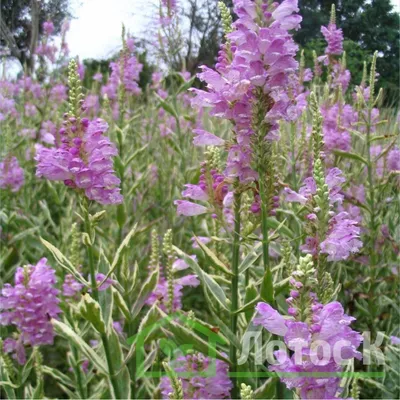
[66,0,159,60]
[66,0,400,60]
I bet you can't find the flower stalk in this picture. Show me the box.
[230,189,241,399]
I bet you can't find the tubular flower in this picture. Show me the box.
[0,258,62,364]
[35,117,123,205]
[190,0,301,182]
[160,352,232,399]
[321,23,343,55]
[254,299,362,399]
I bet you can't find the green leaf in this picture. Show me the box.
[57,384,79,399]
[193,235,233,276]
[156,95,178,119]
[98,250,114,330]
[9,227,40,245]
[116,203,127,229]
[79,294,106,334]
[40,238,89,286]
[243,284,259,322]
[253,377,278,399]
[42,366,74,387]
[98,224,138,287]
[177,76,196,95]
[20,350,36,385]
[239,243,262,274]
[130,266,159,320]
[173,246,229,311]
[333,150,369,166]
[107,329,131,400]
[113,288,131,323]
[260,267,274,304]
[124,144,149,168]
[52,319,108,375]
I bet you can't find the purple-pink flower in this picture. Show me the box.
[254,300,362,399]
[35,118,123,205]
[43,21,55,36]
[160,352,232,399]
[320,211,363,261]
[190,0,301,182]
[0,156,24,192]
[0,258,62,364]
[321,23,343,55]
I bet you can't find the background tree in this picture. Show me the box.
[0,0,71,74]
[295,0,399,104]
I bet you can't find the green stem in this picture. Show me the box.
[101,332,123,399]
[366,107,376,264]
[83,203,122,398]
[128,322,136,399]
[259,176,274,304]
[365,107,378,336]
[71,345,87,399]
[230,191,241,400]
[290,122,297,191]
[84,205,98,302]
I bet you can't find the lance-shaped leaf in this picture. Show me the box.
[106,328,131,400]
[42,366,74,388]
[243,284,259,322]
[40,238,88,286]
[98,250,114,330]
[173,246,229,311]
[193,235,233,276]
[98,224,137,287]
[130,265,159,320]
[260,267,274,304]
[124,144,149,168]
[253,377,278,399]
[113,288,131,323]
[332,150,369,166]
[52,319,107,375]
[156,95,178,119]
[79,294,106,334]
[239,243,263,275]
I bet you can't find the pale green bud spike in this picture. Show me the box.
[319,271,334,303]
[218,2,233,35]
[312,50,318,68]
[309,92,324,161]
[240,383,254,400]
[298,254,315,276]
[0,338,16,379]
[67,59,83,118]
[341,51,346,70]
[350,378,360,400]
[330,4,336,25]
[150,230,159,269]
[373,87,383,108]
[300,49,305,70]
[163,229,175,314]
[361,61,367,87]
[163,229,173,258]
[33,348,44,397]
[369,51,378,108]
[70,223,81,268]
[121,23,126,44]
[163,362,184,400]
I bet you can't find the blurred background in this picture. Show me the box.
[1,0,399,104]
